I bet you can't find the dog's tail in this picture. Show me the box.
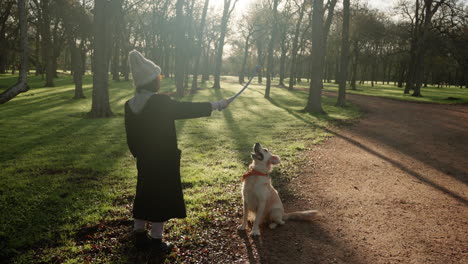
[283,210,319,221]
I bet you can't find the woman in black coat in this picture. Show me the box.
[124,50,229,251]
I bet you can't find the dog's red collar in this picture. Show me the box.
[242,169,268,181]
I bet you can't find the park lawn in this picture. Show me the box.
[0,73,359,263]
[320,82,468,104]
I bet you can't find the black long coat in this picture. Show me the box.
[124,94,212,222]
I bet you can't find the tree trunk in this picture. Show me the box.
[406,0,445,96]
[305,0,325,114]
[397,60,405,88]
[239,34,251,84]
[265,0,279,99]
[33,28,41,76]
[350,40,358,90]
[278,28,287,87]
[175,0,185,96]
[288,2,306,90]
[41,0,54,87]
[191,0,210,91]
[201,40,211,83]
[213,0,237,89]
[72,43,85,99]
[256,41,263,84]
[163,43,170,78]
[121,46,129,81]
[0,0,29,104]
[412,59,424,97]
[51,19,62,78]
[0,2,14,74]
[371,61,376,87]
[89,0,117,118]
[111,33,120,81]
[336,0,350,107]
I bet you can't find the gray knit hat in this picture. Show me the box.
[129,50,161,87]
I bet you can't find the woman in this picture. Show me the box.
[124,50,229,252]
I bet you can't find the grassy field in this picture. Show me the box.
[321,81,468,104]
[0,73,360,263]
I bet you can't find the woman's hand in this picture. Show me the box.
[211,99,230,111]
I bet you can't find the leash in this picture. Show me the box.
[228,65,262,103]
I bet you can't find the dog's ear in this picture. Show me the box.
[269,155,280,165]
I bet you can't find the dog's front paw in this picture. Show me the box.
[250,229,261,236]
[237,224,246,231]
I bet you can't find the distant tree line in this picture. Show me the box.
[228,1,467,92]
[0,0,467,115]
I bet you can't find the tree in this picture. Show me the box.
[277,4,292,87]
[305,0,326,114]
[175,0,186,97]
[39,0,55,87]
[404,0,447,96]
[0,1,14,74]
[265,0,279,99]
[89,0,121,118]
[212,0,238,89]
[191,0,210,92]
[238,15,257,84]
[0,0,29,104]
[336,0,350,107]
[304,0,337,114]
[58,0,91,99]
[289,0,308,90]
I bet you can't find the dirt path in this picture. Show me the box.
[239,94,468,263]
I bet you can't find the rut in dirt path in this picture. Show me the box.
[238,93,468,264]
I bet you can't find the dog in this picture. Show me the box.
[237,143,318,236]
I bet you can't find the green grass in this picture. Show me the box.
[0,73,360,263]
[320,81,468,104]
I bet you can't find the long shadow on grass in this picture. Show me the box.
[268,97,468,206]
[211,88,252,165]
[1,88,133,164]
[0,113,121,163]
[174,92,197,138]
[0,116,132,261]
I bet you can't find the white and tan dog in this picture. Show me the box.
[237,143,318,236]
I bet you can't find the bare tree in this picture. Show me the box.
[265,0,279,99]
[404,0,447,96]
[39,0,55,87]
[175,0,185,97]
[238,16,257,84]
[277,4,291,87]
[191,0,210,92]
[289,0,307,90]
[336,0,350,106]
[213,0,238,89]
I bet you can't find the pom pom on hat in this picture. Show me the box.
[129,50,161,87]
